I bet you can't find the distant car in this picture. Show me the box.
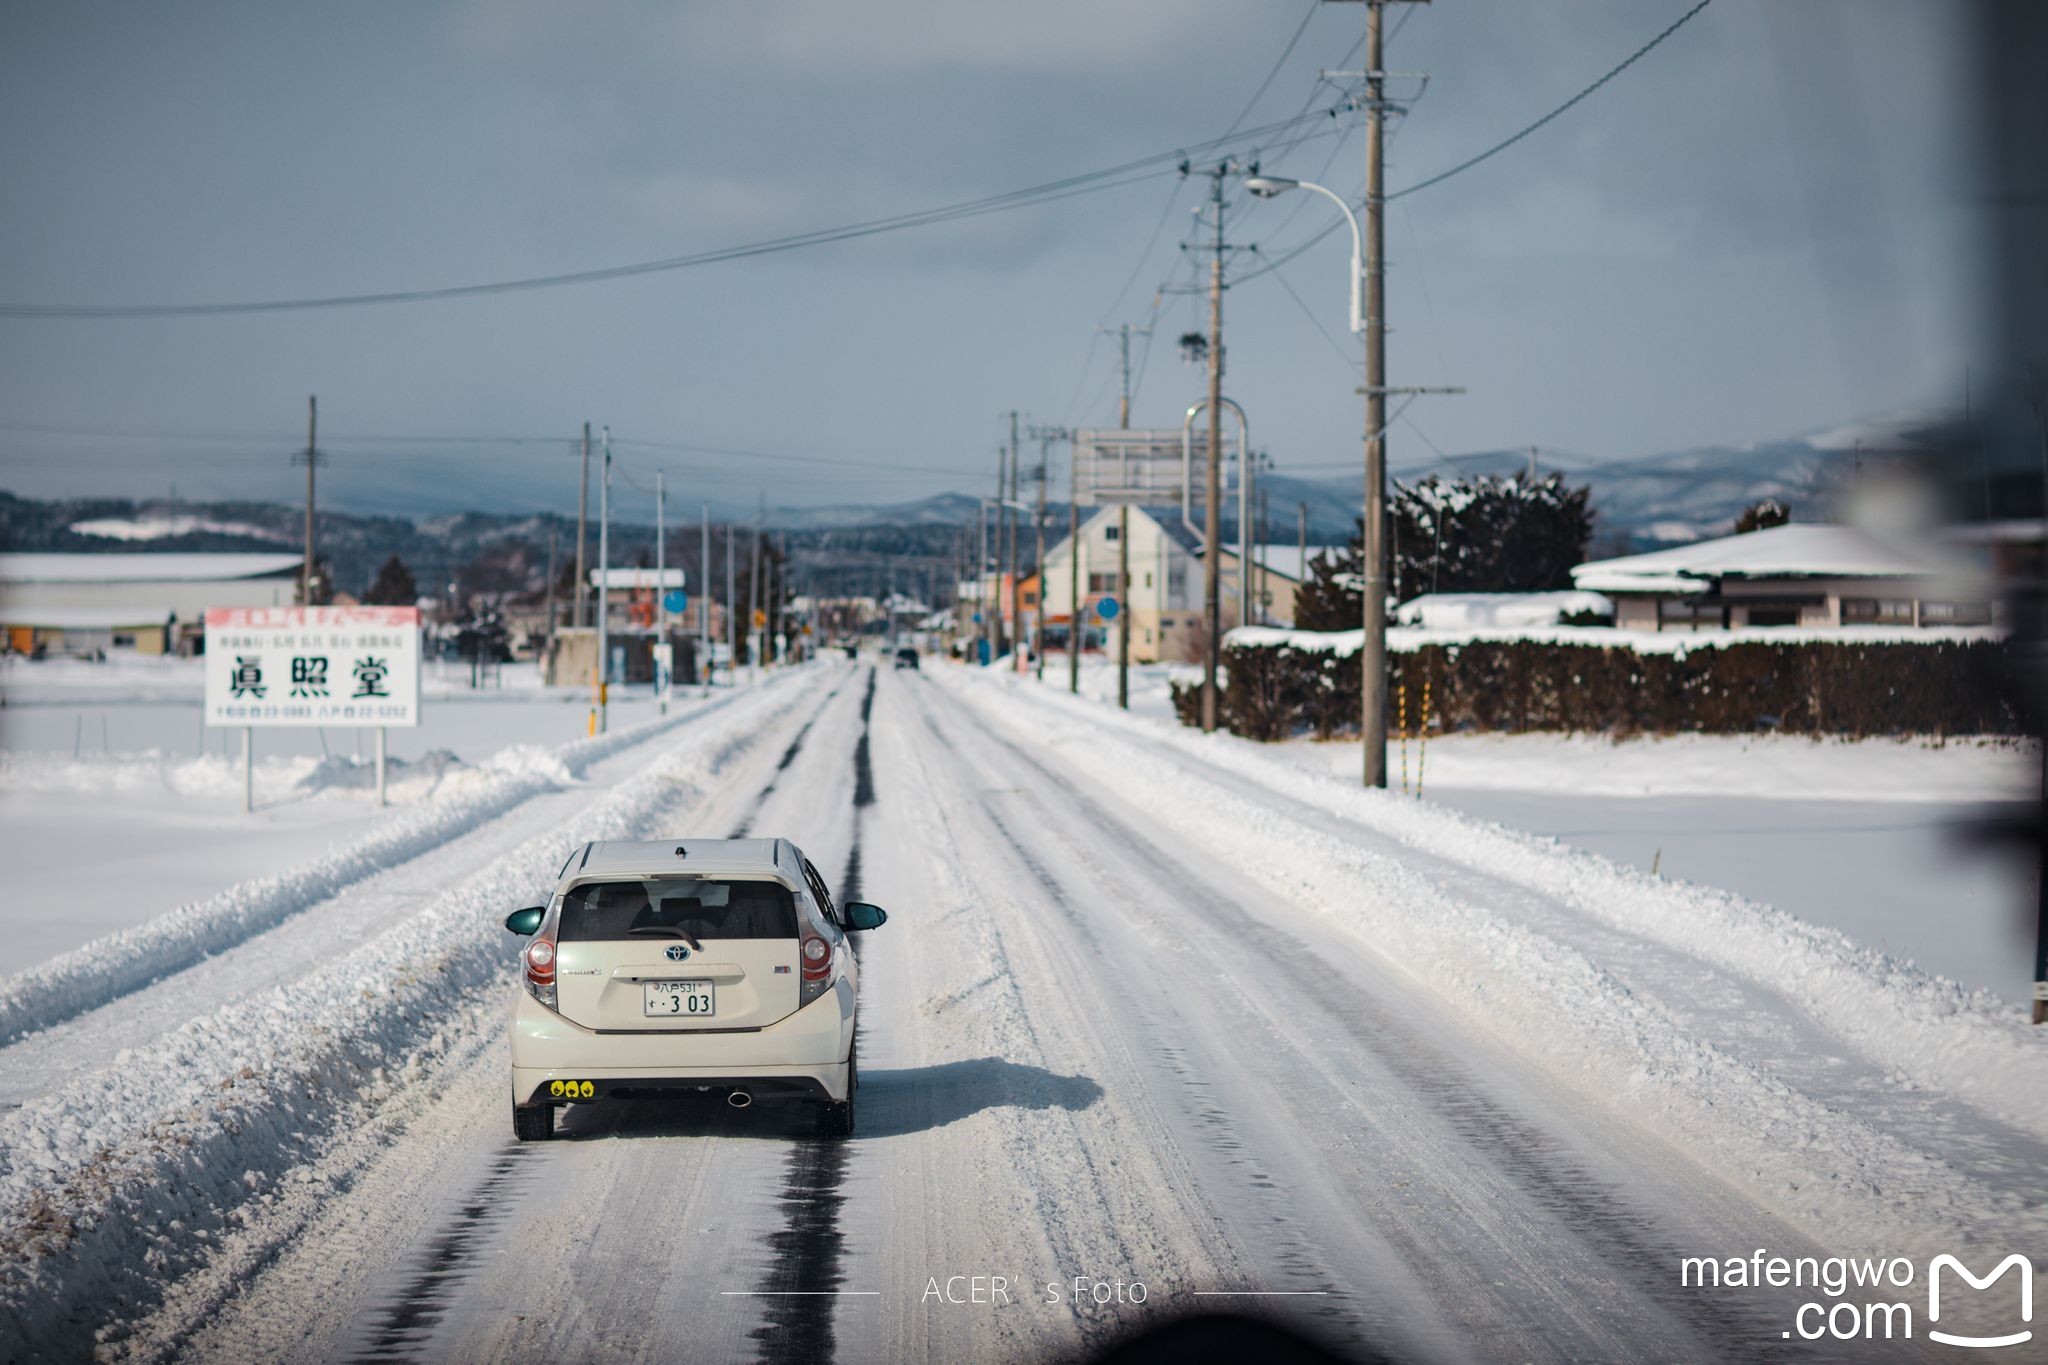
[843,644,858,660]
[893,648,919,670]
[504,837,888,1141]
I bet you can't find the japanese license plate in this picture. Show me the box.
[643,980,714,1017]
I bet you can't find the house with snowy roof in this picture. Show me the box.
[0,552,303,657]
[1568,523,1993,632]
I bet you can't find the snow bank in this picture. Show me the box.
[0,685,761,1047]
[938,669,2048,1255]
[0,670,816,1355]
[1270,729,2036,803]
[1393,590,1612,629]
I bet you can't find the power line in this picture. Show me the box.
[1235,0,1715,288]
[1389,0,1716,202]
[0,105,1346,320]
[1220,1,1322,139]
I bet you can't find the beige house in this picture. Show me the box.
[1036,506,1336,662]
[1570,524,1993,632]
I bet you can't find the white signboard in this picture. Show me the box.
[205,606,421,728]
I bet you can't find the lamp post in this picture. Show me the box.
[1246,173,1382,782]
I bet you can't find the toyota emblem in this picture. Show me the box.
[665,943,691,961]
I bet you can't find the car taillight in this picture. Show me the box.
[524,933,558,1010]
[799,932,833,1004]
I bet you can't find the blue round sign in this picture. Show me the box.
[1096,597,1121,620]
[663,589,688,614]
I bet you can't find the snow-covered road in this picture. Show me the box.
[2,659,2039,1362]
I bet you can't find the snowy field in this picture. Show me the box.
[0,652,2040,1361]
[1051,655,2038,1003]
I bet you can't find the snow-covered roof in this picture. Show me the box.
[0,604,176,629]
[1570,524,1948,592]
[1215,545,1343,583]
[0,553,304,584]
[1394,591,1613,629]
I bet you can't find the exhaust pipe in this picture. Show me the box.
[727,1089,753,1109]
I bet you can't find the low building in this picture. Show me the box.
[0,552,303,657]
[1570,524,1991,632]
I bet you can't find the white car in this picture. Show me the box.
[504,837,887,1141]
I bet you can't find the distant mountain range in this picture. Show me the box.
[0,411,1961,599]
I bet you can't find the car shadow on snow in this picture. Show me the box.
[555,1056,1103,1143]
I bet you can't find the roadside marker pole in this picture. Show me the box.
[376,727,387,807]
[243,725,253,813]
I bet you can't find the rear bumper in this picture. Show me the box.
[514,1064,847,1107]
[510,976,855,1105]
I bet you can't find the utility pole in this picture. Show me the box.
[700,502,711,695]
[1099,322,1153,429]
[1070,438,1082,694]
[1028,424,1066,683]
[544,526,558,636]
[1198,164,1232,731]
[575,422,590,629]
[295,395,320,606]
[977,499,990,664]
[1298,502,1309,624]
[1118,503,1131,709]
[725,521,737,681]
[595,425,612,735]
[655,469,667,715]
[749,495,763,680]
[1359,0,1389,783]
[1008,412,1023,671]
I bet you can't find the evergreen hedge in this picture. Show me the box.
[1170,635,2023,739]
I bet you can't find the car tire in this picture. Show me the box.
[817,1054,856,1139]
[513,1102,555,1142]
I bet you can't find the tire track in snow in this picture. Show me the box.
[335,673,852,1365]
[924,681,1786,1357]
[748,664,874,1365]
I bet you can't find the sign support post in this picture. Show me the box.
[376,727,388,807]
[243,726,253,813]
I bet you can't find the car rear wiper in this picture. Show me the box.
[626,926,704,951]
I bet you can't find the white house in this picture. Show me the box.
[0,552,303,657]
[1569,524,1992,631]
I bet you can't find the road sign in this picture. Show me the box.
[1096,597,1121,620]
[752,608,767,629]
[972,612,983,624]
[205,606,421,728]
[663,589,687,614]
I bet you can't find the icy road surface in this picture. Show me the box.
[1,658,2040,1363]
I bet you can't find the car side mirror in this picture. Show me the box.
[505,906,546,936]
[844,901,888,932]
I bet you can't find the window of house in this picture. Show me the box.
[1088,572,1117,594]
[1842,598,1914,625]
[1919,600,1992,625]
[1104,525,1120,541]
[112,633,136,648]
[1144,572,1153,587]
[1744,608,1798,628]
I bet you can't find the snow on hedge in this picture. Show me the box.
[1226,622,2007,655]
[0,685,758,1047]
[0,669,816,1354]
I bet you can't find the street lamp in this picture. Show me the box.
[1245,177,1363,335]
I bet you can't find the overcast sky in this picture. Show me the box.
[0,1,1983,518]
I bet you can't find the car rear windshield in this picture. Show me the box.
[557,877,798,941]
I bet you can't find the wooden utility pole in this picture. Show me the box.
[700,502,711,693]
[299,395,318,605]
[1200,166,1229,731]
[575,422,590,629]
[1069,439,1081,694]
[544,526,558,635]
[1117,503,1131,709]
[1360,0,1390,785]
[1034,432,1048,679]
[1298,502,1309,624]
[1005,412,1021,668]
